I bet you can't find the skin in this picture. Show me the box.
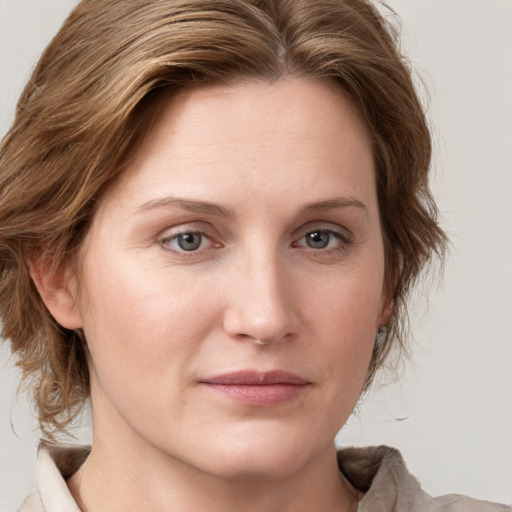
[36,78,391,512]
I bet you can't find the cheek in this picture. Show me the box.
[77,252,221,388]
[302,259,384,332]
[299,264,384,379]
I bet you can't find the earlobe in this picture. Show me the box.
[29,259,83,330]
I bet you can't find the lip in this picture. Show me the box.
[199,370,311,406]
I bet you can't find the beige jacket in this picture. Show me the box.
[19,443,511,511]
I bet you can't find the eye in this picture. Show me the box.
[161,231,211,252]
[304,231,334,249]
[294,228,351,251]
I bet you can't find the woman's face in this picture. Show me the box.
[70,78,390,479]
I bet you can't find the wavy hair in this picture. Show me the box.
[0,0,447,438]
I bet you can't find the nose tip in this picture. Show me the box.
[222,264,298,346]
[223,312,293,346]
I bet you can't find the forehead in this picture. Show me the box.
[144,78,370,150]
[97,77,376,217]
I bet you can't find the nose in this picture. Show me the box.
[222,252,299,346]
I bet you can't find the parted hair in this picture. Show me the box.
[0,0,446,438]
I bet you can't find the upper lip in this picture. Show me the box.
[200,370,309,386]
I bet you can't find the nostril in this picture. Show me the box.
[222,307,296,346]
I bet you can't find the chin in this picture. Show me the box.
[208,451,308,482]
[188,426,332,482]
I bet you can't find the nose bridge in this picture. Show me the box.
[223,242,296,344]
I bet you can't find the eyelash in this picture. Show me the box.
[159,227,353,257]
[160,230,218,255]
[292,228,353,254]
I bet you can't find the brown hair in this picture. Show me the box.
[0,0,446,438]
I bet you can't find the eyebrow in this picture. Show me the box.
[136,197,234,218]
[136,195,367,218]
[296,197,368,218]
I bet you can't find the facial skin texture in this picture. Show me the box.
[43,79,391,512]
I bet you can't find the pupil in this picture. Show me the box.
[307,231,329,249]
[178,233,201,251]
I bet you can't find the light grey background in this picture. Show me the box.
[1,0,511,510]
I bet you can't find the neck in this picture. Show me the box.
[67,385,361,512]
[67,428,360,512]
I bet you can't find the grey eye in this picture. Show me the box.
[305,231,331,249]
[175,232,203,251]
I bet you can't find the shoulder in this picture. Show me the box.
[18,490,43,512]
[17,442,89,512]
[337,445,511,512]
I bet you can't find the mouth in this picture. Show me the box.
[199,370,311,406]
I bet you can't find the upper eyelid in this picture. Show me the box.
[158,221,217,238]
[293,221,353,238]
[161,226,205,236]
[160,228,214,243]
[156,221,353,243]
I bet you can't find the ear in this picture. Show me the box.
[29,259,83,330]
[376,301,393,329]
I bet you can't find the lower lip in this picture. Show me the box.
[202,383,308,406]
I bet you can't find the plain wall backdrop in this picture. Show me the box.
[1,0,511,510]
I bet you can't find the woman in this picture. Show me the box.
[0,0,509,510]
